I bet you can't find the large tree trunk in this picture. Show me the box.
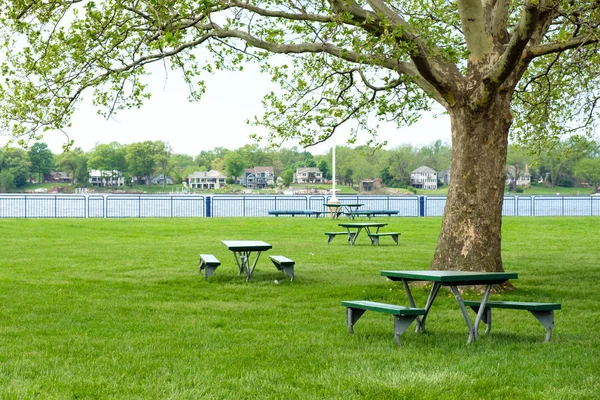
[431,95,512,273]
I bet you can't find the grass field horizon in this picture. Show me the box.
[1,217,599,399]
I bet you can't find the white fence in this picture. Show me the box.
[0,194,599,218]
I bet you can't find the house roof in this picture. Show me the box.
[295,167,321,174]
[245,166,274,175]
[188,170,227,179]
[254,166,273,173]
[412,166,437,174]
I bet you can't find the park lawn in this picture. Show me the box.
[511,185,595,196]
[290,183,357,194]
[0,217,598,399]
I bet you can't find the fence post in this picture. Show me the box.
[206,196,212,217]
[419,196,425,217]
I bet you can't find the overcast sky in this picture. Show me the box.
[1,63,452,156]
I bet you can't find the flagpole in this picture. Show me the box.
[330,131,338,202]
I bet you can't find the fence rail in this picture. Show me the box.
[0,194,599,218]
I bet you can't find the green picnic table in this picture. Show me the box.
[323,203,364,219]
[381,270,518,344]
[222,240,272,281]
[338,222,387,245]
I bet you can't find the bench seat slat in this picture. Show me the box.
[199,254,220,265]
[269,255,294,265]
[342,300,425,316]
[269,255,295,281]
[463,300,561,311]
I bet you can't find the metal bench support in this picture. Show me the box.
[269,256,295,281]
[531,310,555,342]
[343,301,425,346]
[465,302,559,342]
[199,254,220,281]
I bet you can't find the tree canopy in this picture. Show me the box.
[0,1,597,148]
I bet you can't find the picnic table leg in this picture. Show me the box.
[232,251,246,275]
[246,251,263,281]
[401,279,427,333]
[419,282,442,333]
[347,228,361,245]
[472,284,492,341]
[449,285,477,344]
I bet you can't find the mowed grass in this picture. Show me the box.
[0,217,599,399]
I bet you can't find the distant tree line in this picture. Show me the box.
[1,138,599,192]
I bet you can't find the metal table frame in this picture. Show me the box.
[338,222,387,245]
[222,240,272,281]
[323,203,364,219]
[381,270,518,344]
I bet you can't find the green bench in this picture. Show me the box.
[346,210,400,219]
[368,232,400,245]
[269,255,295,281]
[341,300,426,346]
[199,254,220,280]
[463,300,562,342]
[325,231,355,244]
[268,210,324,218]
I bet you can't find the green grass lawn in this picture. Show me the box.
[290,183,357,194]
[0,217,599,399]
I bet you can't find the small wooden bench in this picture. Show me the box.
[324,231,355,244]
[463,300,562,342]
[269,255,295,281]
[368,232,400,245]
[268,210,323,218]
[346,210,400,219]
[198,254,220,281]
[341,300,426,346]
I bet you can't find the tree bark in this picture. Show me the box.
[431,94,512,273]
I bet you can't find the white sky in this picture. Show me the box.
[2,63,452,156]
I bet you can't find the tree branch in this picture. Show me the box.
[523,34,600,59]
[457,0,492,61]
[227,0,334,23]
[472,0,541,107]
[485,0,510,45]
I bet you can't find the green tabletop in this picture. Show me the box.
[324,203,343,207]
[381,270,518,285]
[338,222,387,228]
[222,240,272,252]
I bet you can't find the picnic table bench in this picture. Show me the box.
[368,232,400,245]
[345,210,400,219]
[199,254,220,280]
[342,300,426,346]
[325,231,355,244]
[268,210,324,218]
[269,255,295,281]
[463,300,561,342]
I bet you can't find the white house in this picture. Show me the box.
[506,165,531,187]
[410,166,438,190]
[294,167,325,184]
[187,170,227,189]
[88,170,125,187]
